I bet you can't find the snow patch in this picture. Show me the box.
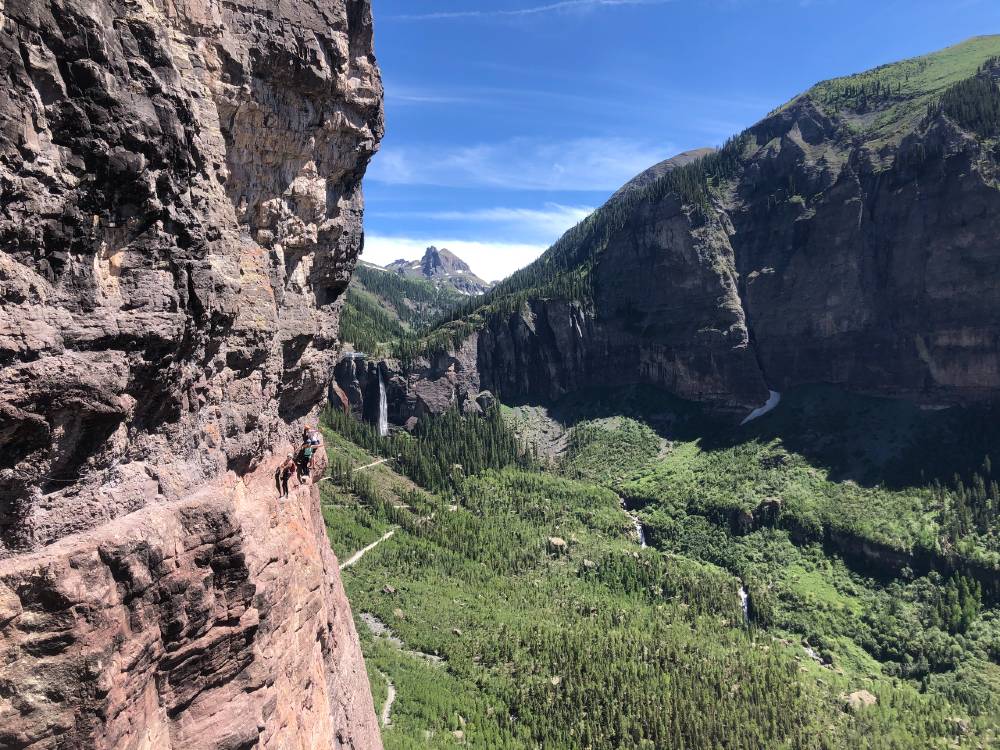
[740,390,782,426]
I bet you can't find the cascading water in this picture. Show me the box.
[377,368,389,437]
[621,498,647,548]
[738,585,750,625]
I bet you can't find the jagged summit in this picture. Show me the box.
[387,246,492,295]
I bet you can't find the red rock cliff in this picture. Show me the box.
[0,0,384,745]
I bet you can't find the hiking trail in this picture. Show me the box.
[340,530,396,569]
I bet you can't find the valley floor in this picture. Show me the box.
[319,387,999,749]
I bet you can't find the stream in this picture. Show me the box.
[620,497,647,548]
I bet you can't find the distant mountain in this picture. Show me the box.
[339,262,468,354]
[386,246,493,296]
[398,35,1000,419]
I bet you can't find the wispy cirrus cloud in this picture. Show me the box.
[367,136,674,192]
[385,86,482,106]
[369,203,594,243]
[391,0,673,21]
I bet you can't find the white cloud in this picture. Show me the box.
[363,236,548,283]
[392,0,673,21]
[368,203,594,244]
[367,137,673,192]
[385,86,481,106]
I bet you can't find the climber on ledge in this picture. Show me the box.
[277,453,298,498]
[297,440,316,484]
[303,424,323,448]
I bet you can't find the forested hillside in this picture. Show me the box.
[340,262,468,354]
[319,393,1000,749]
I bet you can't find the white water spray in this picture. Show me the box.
[738,585,750,625]
[740,390,782,426]
[377,368,389,437]
[621,498,647,548]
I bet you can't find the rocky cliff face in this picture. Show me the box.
[0,0,384,746]
[0,458,381,750]
[0,0,382,552]
[392,38,1000,422]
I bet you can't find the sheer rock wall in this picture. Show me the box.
[0,0,384,746]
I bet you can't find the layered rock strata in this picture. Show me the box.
[0,0,384,745]
[0,455,381,749]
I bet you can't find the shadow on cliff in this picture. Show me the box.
[537,384,724,444]
[514,383,999,491]
[696,385,1000,491]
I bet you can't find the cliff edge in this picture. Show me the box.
[0,0,384,746]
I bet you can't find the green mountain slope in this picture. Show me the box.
[319,401,1000,748]
[391,35,1000,424]
[340,262,469,354]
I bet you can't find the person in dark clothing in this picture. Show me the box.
[278,453,297,497]
[297,442,316,484]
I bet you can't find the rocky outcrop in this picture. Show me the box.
[0,0,382,553]
[0,455,381,750]
[0,0,384,745]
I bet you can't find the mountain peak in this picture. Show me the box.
[386,247,492,295]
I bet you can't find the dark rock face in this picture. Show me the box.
[405,58,1000,419]
[0,0,383,553]
[473,203,769,415]
[387,246,491,295]
[0,0,385,746]
[735,106,1000,403]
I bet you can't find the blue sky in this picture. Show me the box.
[363,0,1000,281]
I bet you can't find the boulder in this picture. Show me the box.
[844,690,878,712]
[476,391,498,411]
[547,537,569,556]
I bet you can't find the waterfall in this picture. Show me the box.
[377,368,389,437]
[740,390,782,426]
[738,585,750,625]
[632,514,647,548]
[621,498,647,548]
